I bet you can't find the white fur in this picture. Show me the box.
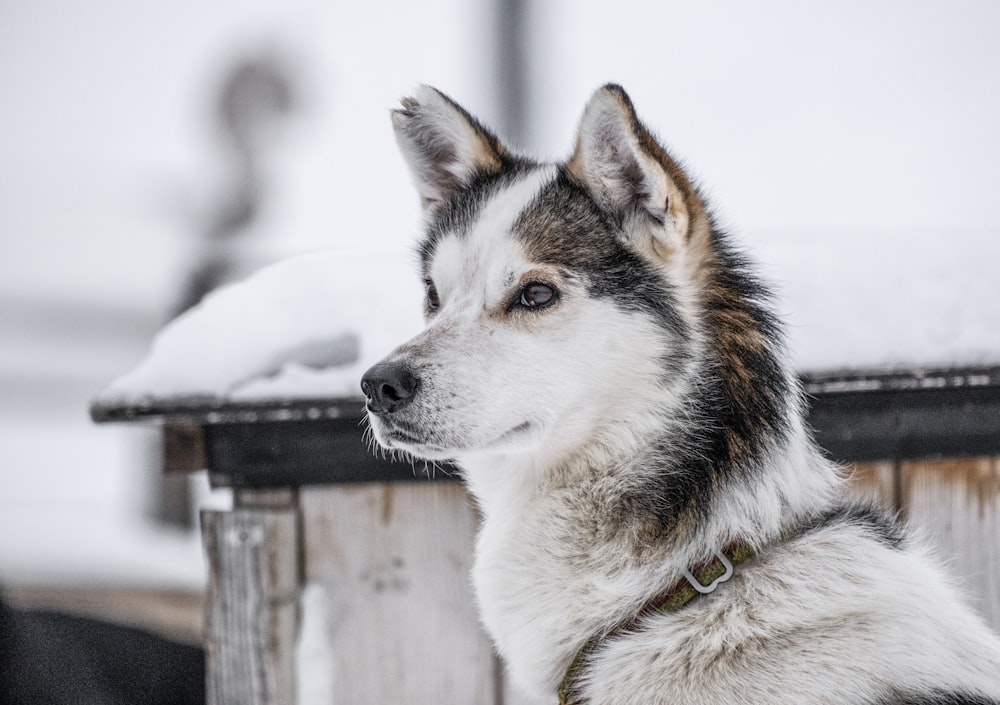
[582,531,1000,704]
[374,165,685,468]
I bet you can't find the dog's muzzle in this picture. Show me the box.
[361,361,420,414]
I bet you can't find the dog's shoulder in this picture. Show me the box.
[792,500,908,549]
[581,498,1000,705]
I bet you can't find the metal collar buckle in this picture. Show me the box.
[682,548,734,594]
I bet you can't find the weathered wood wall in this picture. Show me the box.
[299,482,500,704]
[289,459,999,705]
[900,458,1000,627]
[850,458,1000,629]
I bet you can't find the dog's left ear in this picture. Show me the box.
[568,84,699,257]
[392,85,510,214]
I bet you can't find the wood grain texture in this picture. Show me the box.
[846,461,898,508]
[300,483,499,704]
[901,457,1000,630]
[164,424,207,473]
[202,508,299,705]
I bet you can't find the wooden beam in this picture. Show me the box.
[201,507,299,705]
[164,424,207,473]
[90,366,1000,483]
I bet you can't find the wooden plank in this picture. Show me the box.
[299,483,499,704]
[808,385,1000,462]
[4,585,204,646]
[201,508,299,705]
[901,457,1000,631]
[846,461,898,508]
[234,487,297,509]
[164,424,208,473]
[204,419,440,487]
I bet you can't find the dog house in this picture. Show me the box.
[91,364,1000,705]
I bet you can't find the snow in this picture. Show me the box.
[0,417,219,589]
[97,225,999,409]
[0,502,206,589]
[295,583,335,705]
[749,227,1000,371]
[96,249,424,405]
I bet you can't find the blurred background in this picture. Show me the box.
[1,0,998,697]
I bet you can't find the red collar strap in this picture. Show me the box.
[557,541,755,705]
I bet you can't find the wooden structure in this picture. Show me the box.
[91,366,1000,705]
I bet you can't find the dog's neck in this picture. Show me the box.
[462,360,838,523]
[455,228,844,696]
[462,405,838,556]
[457,407,840,697]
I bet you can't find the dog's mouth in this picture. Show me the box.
[368,414,536,459]
[383,424,436,448]
[368,415,452,459]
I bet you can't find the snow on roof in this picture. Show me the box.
[96,227,1000,408]
[748,226,1000,372]
[95,248,423,406]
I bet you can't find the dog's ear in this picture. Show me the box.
[568,84,699,257]
[392,86,509,213]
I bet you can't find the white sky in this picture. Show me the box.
[525,1,1000,232]
[0,0,493,310]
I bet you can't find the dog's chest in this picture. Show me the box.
[471,500,592,692]
[466,472,649,694]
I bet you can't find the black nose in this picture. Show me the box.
[361,362,420,414]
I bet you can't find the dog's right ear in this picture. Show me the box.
[392,86,509,213]
[568,84,703,259]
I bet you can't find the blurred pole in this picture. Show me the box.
[174,53,297,317]
[152,51,297,531]
[495,0,528,149]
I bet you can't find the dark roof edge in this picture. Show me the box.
[90,365,1000,427]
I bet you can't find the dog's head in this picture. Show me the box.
[362,85,722,466]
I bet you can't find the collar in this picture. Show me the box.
[557,541,755,705]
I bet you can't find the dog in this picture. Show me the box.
[361,84,1000,704]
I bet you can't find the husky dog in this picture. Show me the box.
[361,84,1000,704]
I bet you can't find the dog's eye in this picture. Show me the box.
[425,280,440,312]
[518,282,557,309]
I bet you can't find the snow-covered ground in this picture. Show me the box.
[2,0,998,590]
